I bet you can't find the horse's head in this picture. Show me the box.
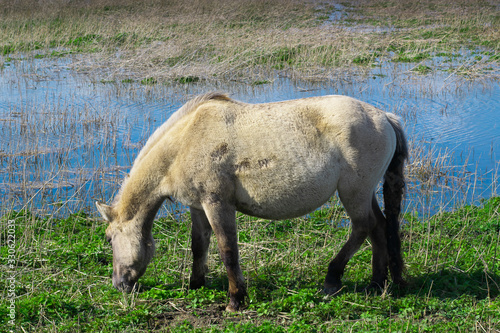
[96,201,155,292]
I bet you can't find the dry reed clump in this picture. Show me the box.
[403,139,499,217]
[1,0,497,82]
[0,80,130,216]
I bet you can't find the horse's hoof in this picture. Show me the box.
[189,278,205,290]
[393,277,408,288]
[366,281,385,290]
[225,297,244,312]
[363,281,386,295]
[323,283,342,296]
[225,304,238,312]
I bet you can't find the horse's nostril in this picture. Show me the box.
[112,273,136,292]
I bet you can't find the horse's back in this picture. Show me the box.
[167,95,397,219]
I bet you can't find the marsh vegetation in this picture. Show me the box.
[0,0,499,331]
[0,0,498,82]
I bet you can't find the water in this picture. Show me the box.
[0,54,498,217]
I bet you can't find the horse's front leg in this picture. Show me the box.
[202,200,246,312]
[190,207,213,289]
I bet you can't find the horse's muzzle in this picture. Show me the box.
[112,271,136,292]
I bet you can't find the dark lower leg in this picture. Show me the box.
[201,201,246,311]
[220,249,247,312]
[385,211,405,285]
[368,197,389,289]
[324,229,368,294]
[190,208,212,289]
[368,227,389,289]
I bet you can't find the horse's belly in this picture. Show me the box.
[234,157,339,220]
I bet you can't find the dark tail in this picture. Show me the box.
[383,114,408,285]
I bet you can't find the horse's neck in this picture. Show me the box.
[115,153,170,226]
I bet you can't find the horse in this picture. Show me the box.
[96,92,408,312]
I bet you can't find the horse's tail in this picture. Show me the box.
[383,113,408,285]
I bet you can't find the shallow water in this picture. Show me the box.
[0,55,498,217]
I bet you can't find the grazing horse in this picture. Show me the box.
[96,92,408,312]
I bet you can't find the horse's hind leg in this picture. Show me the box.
[324,223,368,294]
[190,207,213,289]
[367,194,389,290]
[324,191,384,294]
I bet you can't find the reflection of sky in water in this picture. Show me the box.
[0,56,498,216]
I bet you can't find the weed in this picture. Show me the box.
[412,64,432,74]
[50,50,72,57]
[393,52,431,63]
[251,80,271,86]
[175,76,200,84]
[67,34,101,47]
[352,52,379,65]
[1,44,15,55]
[141,77,157,85]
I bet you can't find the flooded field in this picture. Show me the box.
[0,54,498,218]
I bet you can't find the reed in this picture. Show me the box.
[1,0,497,82]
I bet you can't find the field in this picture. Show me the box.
[1,0,498,82]
[1,199,499,332]
[0,0,499,332]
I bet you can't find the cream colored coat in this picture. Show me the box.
[97,92,408,311]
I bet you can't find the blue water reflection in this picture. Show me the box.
[0,56,498,217]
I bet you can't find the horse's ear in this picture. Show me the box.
[96,201,114,223]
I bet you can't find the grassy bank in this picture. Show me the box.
[1,197,499,332]
[0,0,498,81]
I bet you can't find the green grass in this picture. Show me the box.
[175,76,200,84]
[140,77,158,85]
[1,197,499,332]
[412,64,433,74]
[251,80,272,86]
[392,52,431,63]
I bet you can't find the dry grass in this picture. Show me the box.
[1,0,498,82]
